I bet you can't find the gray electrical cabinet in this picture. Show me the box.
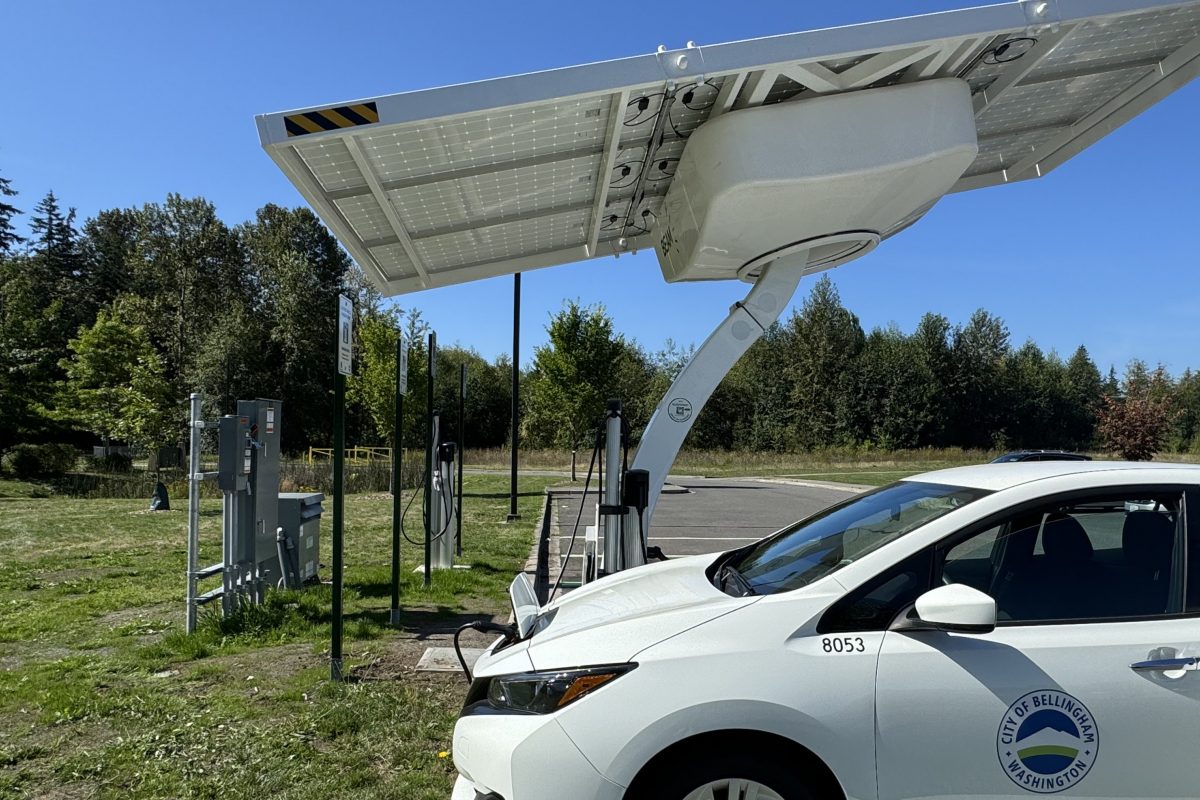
[278,492,323,587]
[237,399,284,589]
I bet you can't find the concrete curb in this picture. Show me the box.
[752,477,873,493]
[547,482,690,495]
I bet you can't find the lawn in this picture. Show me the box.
[466,446,1003,485]
[0,474,554,800]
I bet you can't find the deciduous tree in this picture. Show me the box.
[1096,366,1175,460]
[53,307,173,447]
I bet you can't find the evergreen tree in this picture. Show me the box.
[0,191,85,448]
[948,309,1011,448]
[855,325,936,449]
[0,168,23,255]
[1004,341,1055,448]
[910,313,954,446]
[77,208,138,319]
[1170,370,1200,453]
[238,204,352,450]
[786,276,865,448]
[1062,345,1103,449]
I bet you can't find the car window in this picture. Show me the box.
[942,490,1186,623]
[819,550,933,633]
[730,481,989,595]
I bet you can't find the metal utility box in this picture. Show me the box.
[217,415,252,492]
[237,399,284,588]
[278,492,323,586]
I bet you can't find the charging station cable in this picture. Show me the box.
[551,424,603,600]
[454,620,517,682]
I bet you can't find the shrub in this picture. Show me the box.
[1,444,79,479]
[97,452,133,473]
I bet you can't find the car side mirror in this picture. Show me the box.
[897,584,997,634]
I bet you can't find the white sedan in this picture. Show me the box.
[452,461,1199,800]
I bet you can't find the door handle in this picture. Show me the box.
[1130,657,1199,672]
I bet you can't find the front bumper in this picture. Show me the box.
[452,712,624,800]
[451,775,477,800]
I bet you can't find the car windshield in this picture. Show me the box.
[726,481,989,595]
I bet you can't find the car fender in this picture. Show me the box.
[601,698,841,791]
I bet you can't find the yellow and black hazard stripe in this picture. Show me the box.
[285,102,379,137]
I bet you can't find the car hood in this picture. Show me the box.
[522,553,757,670]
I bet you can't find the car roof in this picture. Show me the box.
[907,460,1200,492]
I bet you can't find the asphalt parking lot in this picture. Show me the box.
[551,477,863,585]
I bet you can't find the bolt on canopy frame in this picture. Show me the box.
[258,0,1200,570]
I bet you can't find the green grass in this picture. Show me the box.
[0,474,552,799]
[466,446,1000,484]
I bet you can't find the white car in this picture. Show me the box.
[452,461,1199,800]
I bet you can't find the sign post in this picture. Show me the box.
[389,333,408,626]
[331,294,352,681]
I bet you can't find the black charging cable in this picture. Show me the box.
[454,620,518,682]
[551,425,603,599]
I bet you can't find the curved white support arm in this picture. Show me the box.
[621,251,810,570]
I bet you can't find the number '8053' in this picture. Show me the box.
[821,636,866,653]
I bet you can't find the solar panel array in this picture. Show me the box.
[257,0,1200,296]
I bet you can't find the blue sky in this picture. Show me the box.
[3,1,1198,374]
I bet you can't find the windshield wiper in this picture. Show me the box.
[719,564,756,597]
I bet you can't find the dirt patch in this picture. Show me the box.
[192,643,317,683]
[0,646,76,671]
[95,602,174,630]
[348,613,502,684]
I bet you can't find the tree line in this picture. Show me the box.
[1,167,1195,465]
[508,282,1198,460]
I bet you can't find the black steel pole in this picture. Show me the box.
[389,335,404,626]
[331,372,345,681]
[457,363,466,556]
[424,332,437,587]
[507,273,521,522]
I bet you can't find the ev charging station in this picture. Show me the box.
[414,332,468,583]
[258,0,1200,584]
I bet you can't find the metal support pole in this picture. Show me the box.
[424,332,437,587]
[390,336,405,626]
[331,373,345,681]
[508,273,521,522]
[186,392,202,634]
[620,253,809,572]
[222,489,234,616]
[457,363,466,557]
[602,400,623,573]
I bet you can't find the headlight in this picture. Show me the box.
[482,664,636,715]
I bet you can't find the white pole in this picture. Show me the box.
[621,252,810,571]
[186,392,202,634]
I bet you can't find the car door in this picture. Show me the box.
[874,485,1200,799]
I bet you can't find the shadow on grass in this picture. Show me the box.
[461,491,544,500]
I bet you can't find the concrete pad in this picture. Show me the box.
[417,646,485,673]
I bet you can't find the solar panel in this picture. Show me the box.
[257,0,1200,296]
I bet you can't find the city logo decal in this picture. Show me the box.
[997,690,1098,794]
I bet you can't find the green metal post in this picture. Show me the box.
[331,373,345,681]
